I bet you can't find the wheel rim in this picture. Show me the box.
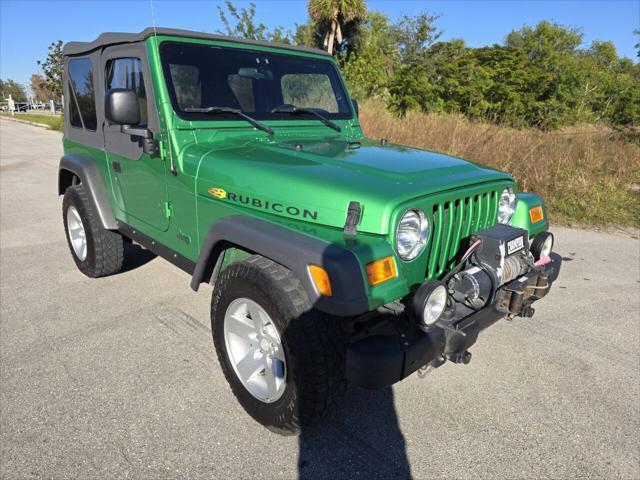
[223,298,287,403]
[66,206,87,261]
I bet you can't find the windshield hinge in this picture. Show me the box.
[343,201,361,236]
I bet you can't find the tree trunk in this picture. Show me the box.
[335,22,343,44]
[327,19,337,55]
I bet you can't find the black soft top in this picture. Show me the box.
[63,27,330,57]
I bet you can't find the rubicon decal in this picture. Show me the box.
[209,187,318,220]
[208,188,227,199]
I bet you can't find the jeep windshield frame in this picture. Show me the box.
[159,41,354,123]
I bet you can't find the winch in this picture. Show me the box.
[448,225,532,310]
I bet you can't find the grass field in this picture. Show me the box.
[0,112,63,131]
[360,100,640,228]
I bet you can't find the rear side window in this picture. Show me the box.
[105,57,148,125]
[67,58,97,131]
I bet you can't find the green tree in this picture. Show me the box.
[307,0,367,55]
[216,1,292,43]
[587,40,619,69]
[501,22,588,128]
[505,21,582,58]
[30,73,53,102]
[390,11,441,65]
[293,20,323,49]
[0,79,27,102]
[37,40,64,101]
[383,18,640,128]
[584,47,640,126]
[340,11,396,98]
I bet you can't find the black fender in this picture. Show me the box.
[191,216,370,317]
[58,154,117,230]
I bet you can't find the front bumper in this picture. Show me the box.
[346,252,562,389]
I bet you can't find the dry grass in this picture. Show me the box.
[360,100,640,227]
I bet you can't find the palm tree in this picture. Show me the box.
[308,0,367,55]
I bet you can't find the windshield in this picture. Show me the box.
[160,41,353,121]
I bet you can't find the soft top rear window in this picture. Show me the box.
[67,58,97,131]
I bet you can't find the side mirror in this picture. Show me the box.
[105,88,159,157]
[105,89,140,125]
[352,98,359,118]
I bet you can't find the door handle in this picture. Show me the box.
[112,161,122,173]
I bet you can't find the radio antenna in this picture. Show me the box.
[149,0,158,37]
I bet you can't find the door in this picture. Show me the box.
[102,48,170,232]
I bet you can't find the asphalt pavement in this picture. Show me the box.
[1,118,638,479]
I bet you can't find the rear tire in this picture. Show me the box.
[62,184,124,277]
[211,255,347,435]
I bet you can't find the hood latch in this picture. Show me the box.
[343,201,362,236]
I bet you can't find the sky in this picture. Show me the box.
[1,0,638,88]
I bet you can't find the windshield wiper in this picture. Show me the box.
[271,105,341,132]
[183,106,273,135]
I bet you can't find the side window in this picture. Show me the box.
[169,64,201,109]
[68,58,97,131]
[105,58,148,125]
[281,74,339,113]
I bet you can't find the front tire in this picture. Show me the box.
[211,255,347,434]
[62,184,124,278]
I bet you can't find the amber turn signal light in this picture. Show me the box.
[309,265,332,297]
[529,206,544,223]
[366,257,398,286]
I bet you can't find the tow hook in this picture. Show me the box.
[507,306,535,321]
[446,350,472,364]
[417,355,446,378]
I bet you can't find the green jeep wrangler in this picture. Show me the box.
[59,28,561,434]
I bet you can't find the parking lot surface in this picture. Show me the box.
[1,118,639,479]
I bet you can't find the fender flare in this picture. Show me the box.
[191,216,370,317]
[58,154,118,230]
[510,192,548,237]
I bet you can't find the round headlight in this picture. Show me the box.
[396,209,429,261]
[540,235,553,258]
[423,284,448,326]
[498,187,517,224]
[410,281,449,330]
[531,232,554,260]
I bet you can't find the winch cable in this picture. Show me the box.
[442,239,482,285]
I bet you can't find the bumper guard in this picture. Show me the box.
[346,253,562,389]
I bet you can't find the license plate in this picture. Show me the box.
[507,236,525,255]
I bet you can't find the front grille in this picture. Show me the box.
[425,189,499,279]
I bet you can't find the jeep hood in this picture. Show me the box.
[192,136,513,235]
